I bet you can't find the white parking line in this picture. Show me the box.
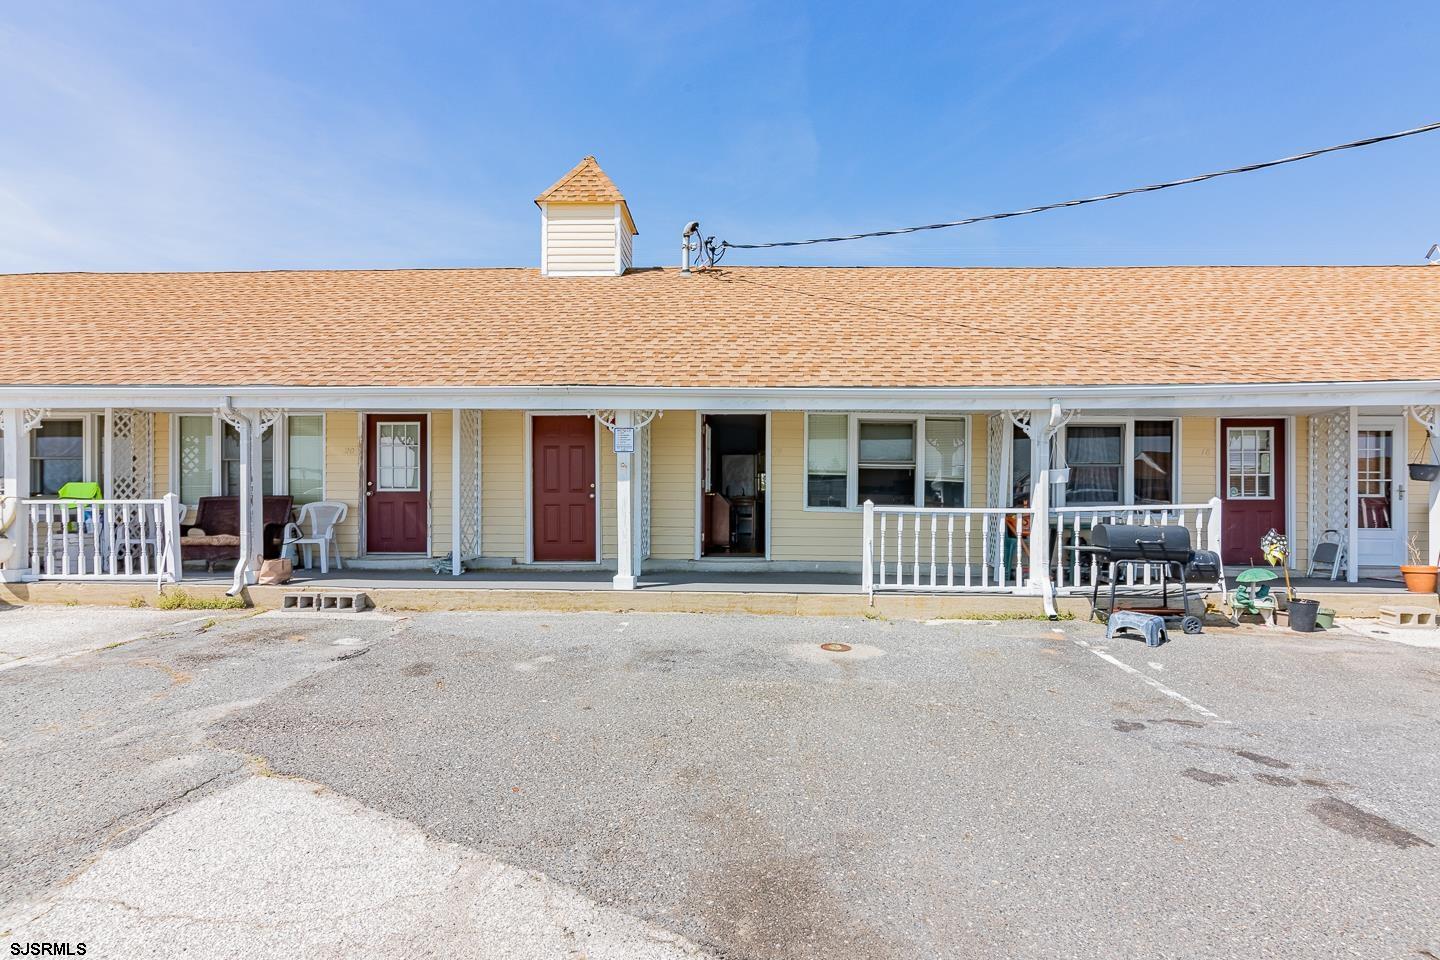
[1073,639,1228,722]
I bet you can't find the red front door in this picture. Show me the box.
[366,414,428,554]
[1220,418,1285,566]
[532,416,596,562]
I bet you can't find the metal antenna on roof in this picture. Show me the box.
[1426,243,1440,265]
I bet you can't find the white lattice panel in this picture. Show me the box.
[1308,410,1350,541]
[108,409,153,500]
[458,410,482,561]
[986,413,1005,573]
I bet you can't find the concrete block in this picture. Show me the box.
[1378,606,1436,628]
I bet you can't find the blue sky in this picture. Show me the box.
[2,1,1437,273]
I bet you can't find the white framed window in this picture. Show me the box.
[1008,418,1179,508]
[1226,426,1274,500]
[804,414,968,510]
[28,415,105,497]
[172,413,325,504]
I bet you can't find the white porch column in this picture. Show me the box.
[1027,408,1052,593]
[613,409,638,590]
[1346,405,1360,583]
[1,408,30,580]
[221,406,269,595]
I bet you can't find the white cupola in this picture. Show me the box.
[534,156,638,276]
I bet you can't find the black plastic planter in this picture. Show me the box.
[1289,598,1320,632]
[1409,463,1440,482]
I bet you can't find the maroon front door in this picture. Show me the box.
[532,416,596,562]
[1220,418,1285,566]
[366,414,428,554]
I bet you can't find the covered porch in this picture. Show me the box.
[2,390,1437,617]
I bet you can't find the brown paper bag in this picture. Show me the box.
[258,557,293,585]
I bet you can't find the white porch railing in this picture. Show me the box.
[863,497,1223,601]
[24,494,183,585]
[863,502,1037,594]
[1051,498,1222,593]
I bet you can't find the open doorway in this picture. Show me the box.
[700,414,767,557]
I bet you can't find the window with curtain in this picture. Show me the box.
[222,423,274,497]
[1065,425,1123,504]
[923,418,966,507]
[1133,421,1175,504]
[29,420,85,496]
[805,414,848,508]
[287,415,325,505]
[858,420,916,505]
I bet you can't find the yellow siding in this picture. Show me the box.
[431,411,452,556]
[325,411,363,556]
[152,414,170,498]
[1292,416,1310,561]
[481,410,526,560]
[650,411,696,560]
[770,412,860,562]
[600,439,617,561]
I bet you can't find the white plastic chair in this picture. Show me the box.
[282,501,348,573]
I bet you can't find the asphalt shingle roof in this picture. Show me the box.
[1,265,1434,389]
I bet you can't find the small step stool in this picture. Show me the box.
[1106,610,1168,647]
[1378,605,1436,628]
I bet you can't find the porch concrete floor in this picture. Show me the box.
[179,566,861,593]
[177,565,1413,596]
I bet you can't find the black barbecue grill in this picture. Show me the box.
[1081,523,1223,635]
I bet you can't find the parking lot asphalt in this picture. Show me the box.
[2,605,1437,959]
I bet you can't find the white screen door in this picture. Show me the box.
[1356,416,1407,568]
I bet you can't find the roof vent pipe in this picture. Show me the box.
[681,221,700,276]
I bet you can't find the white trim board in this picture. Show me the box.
[9,379,1440,413]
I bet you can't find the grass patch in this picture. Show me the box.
[127,596,147,608]
[155,589,247,611]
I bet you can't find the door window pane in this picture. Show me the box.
[288,415,325,506]
[1065,425,1123,504]
[858,421,915,505]
[923,418,966,507]
[1011,431,1032,507]
[1133,421,1175,504]
[1226,427,1274,500]
[805,414,848,508]
[376,422,421,491]
[1357,429,1393,529]
[30,420,85,496]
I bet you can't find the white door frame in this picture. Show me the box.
[693,411,771,561]
[523,411,602,565]
[1355,414,1408,568]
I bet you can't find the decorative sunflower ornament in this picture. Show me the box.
[1260,529,1294,600]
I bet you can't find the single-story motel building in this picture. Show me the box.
[2,158,1438,616]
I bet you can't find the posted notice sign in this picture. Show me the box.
[613,427,636,453]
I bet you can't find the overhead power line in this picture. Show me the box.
[716,120,1440,255]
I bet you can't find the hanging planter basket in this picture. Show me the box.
[1409,433,1440,482]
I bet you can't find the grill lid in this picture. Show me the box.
[1089,523,1193,562]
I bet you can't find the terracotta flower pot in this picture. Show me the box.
[1399,565,1439,594]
